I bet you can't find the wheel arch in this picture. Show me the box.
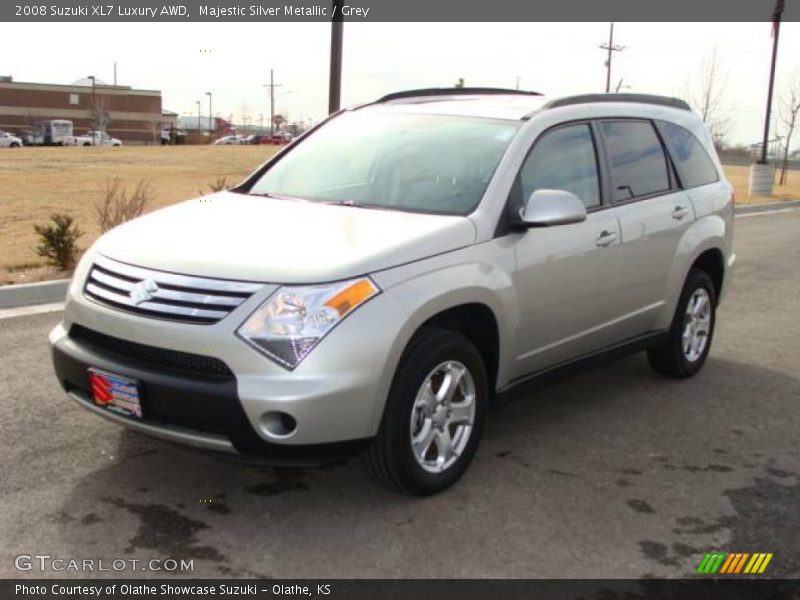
[658,214,728,330]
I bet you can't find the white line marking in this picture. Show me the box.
[736,207,799,218]
[0,302,64,320]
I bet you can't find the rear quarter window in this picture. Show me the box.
[656,120,720,189]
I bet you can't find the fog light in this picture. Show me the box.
[260,411,297,438]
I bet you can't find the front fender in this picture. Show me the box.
[368,240,517,429]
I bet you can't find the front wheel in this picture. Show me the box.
[648,269,717,378]
[366,327,488,495]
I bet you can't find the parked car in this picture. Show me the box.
[64,131,122,147]
[161,129,187,145]
[244,134,269,145]
[50,90,734,495]
[213,135,245,145]
[0,130,22,148]
[267,132,294,144]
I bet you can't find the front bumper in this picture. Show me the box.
[51,332,369,465]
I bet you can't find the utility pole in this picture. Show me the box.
[515,76,520,90]
[759,0,784,164]
[196,100,201,136]
[600,22,625,93]
[328,0,344,114]
[113,62,117,86]
[263,69,281,135]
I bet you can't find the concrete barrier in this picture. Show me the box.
[749,162,775,196]
[0,279,69,308]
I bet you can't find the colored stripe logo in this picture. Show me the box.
[697,552,773,574]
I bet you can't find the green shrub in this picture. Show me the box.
[33,214,83,270]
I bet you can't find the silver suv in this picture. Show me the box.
[50,89,735,495]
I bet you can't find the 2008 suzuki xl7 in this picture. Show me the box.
[50,89,735,495]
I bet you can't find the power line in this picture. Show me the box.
[600,22,625,93]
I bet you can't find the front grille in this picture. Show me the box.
[70,324,234,380]
[84,254,264,324]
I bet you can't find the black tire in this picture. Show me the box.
[83,143,90,147]
[366,327,488,496]
[647,269,717,378]
[10,142,20,148]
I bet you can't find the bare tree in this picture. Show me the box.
[778,76,800,185]
[90,96,110,133]
[685,47,730,147]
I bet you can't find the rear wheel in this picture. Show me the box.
[366,327,488,495]
[648,269,716,378]
[10,142,20,148]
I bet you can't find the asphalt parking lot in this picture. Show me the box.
[1,209,798,579]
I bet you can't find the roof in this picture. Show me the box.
[362,89,693,121]
[370,92,549,120]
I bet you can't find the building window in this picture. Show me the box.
[69,93,79,105]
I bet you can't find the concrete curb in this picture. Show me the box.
[0,279,69,309]
[735,199,800,214]
[0,199,798,309]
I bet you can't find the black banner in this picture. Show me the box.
[3,0,800,22]
[4,579,800,600]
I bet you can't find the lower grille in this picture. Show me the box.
[69,325,234,380]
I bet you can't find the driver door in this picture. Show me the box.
[510,122,627,378]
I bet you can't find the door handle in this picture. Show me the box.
[672,205,690,220]
[596,230,618,247]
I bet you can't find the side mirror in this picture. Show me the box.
[518,189,588,228]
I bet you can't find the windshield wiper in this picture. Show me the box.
[323,200,388,210]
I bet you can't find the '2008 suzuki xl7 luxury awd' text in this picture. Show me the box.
[51,89,734,495]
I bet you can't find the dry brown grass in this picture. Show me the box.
[724,164,800,205]
[0,147,798,284]
[0,145,278,284]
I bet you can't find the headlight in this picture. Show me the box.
[237,277,380,369]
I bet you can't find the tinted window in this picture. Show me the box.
[657,121,719,188]
[248,111,520,216]
[517,124,600,209]
[600,120,670,202]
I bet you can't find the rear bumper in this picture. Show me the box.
[51,335,369,466]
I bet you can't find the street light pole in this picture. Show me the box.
[206,92,213,138]
[196,101,201,140]
[87,75,96,145]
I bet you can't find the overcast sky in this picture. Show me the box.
[2,22,799,146]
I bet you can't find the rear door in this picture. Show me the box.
[595,119,695,336]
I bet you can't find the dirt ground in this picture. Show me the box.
[0,145,797,284]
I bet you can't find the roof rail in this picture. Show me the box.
[541,93,691,112]
[377,87,543,103]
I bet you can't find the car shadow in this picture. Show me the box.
[53,354,800,578]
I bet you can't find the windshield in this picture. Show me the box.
[248,110,520,215]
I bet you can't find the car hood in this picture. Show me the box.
[93,191,477,283]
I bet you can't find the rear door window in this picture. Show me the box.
[656,120,719,189]
[599,120,671,202]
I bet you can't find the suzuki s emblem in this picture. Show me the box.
[130,279,158,305]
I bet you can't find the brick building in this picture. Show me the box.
[0,76,168,144]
